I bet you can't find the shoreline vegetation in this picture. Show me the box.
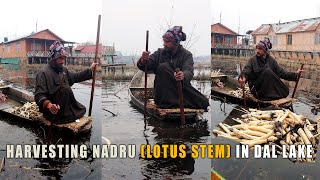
[22,63,211,81]
[100,64,211,81]
[25,64,103,73]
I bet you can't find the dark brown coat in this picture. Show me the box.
[137,46,209,109]
[35,63,92,123]
[242,54,297,100]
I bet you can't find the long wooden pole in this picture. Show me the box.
[239,63,246,109]
[292,63,304,98]
[144,30,149,119]
[89,15,101,116]
[175,68,186,125]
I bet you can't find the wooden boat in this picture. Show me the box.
[0,85,92,135]
[211,74,293,108]
[129,70,205,122]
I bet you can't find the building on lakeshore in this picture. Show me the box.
[211,23,246,49]
[0,29,75,65]
[252,17,320,52]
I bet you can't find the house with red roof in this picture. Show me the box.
[0,29,74,65]
[74,44,115,65]
[211,23,242,48]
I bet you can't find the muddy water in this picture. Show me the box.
[102,80,212,179]
[0,66,102,179]
[211,59,320,179]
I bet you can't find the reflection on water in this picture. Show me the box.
[102,80,211,179]
[0,65,102,179]
[211,59,320,179]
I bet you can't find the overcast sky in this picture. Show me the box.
[3,0,317,56]
[101,0,211,57]
[0,0,101,45]
[211,0,320,35]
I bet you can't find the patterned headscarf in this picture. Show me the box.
[162,26,186,45]
[256,37,272,52]
[49,41,68,60]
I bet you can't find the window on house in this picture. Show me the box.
[273,36,278,45]
[287,34,292,45]
[253,36,256,44]
[315,33,320,44]
[225,36,232,44]
[216,35,223,44]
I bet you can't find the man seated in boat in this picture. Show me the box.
[34,41,97,124]
[238,37,303,101]
[137,26,209,110]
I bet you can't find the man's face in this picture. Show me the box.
[256,46,266,57]
[55,57,65,68]
[163,38,177,52]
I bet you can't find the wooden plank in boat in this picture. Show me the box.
[264,97,293,106]
[36,116,92,134]
[147,100,204,117]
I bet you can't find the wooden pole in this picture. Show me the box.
[175,68,186,125]
[240,63,246,109]
[89,15,101,116]
[144,30,149,119]
[292,63,304,98]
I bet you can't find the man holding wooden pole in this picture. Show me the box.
[137,26,209,111]
[238,37,304,101]
[35,41,97,124]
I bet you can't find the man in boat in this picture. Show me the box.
[137,26,209,110]
[34,41,97,124]
[238,37,303,100]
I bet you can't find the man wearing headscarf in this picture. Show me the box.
[137,26,209,110]
[239,37,303,100]
[35,41,97,124]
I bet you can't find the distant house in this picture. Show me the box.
[211,23,240,48]
[0,29,74,65]
[74,44,115,65]
[251,17,320,52]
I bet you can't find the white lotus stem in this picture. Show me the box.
[297,128,311,145]
[218,123,231,134]
[231,127,256,140]
[240,139,267,147]
[243,130,267,137]
[248,126,272,133]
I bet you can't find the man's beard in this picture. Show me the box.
[49,59,63,72]
[164,46,175,54]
